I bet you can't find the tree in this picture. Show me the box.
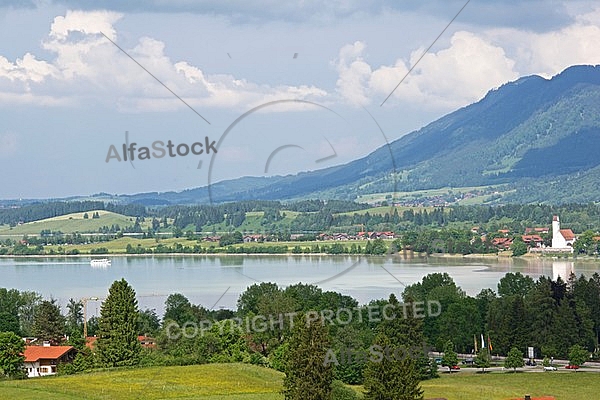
[510,237,527,257]
[33,299,65,344]
[18,291,41,337]
[504,347,524,372]
[441,340,458,369]
[163,293,196,326]
[497,272,534,298]
[66,298,83,335]
[0,288,25,335]
[474,348,491,373]
[138,308,160,336]
[237,282,281,316]
[0,312,20,335]
[568,344,589,368]
[97,279,141,367]
[283,313,333,400]
[363,294,425,400]
[0,331,25,379]
[574,230,596,255]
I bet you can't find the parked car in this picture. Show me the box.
[462,358,474,365]
[544,366,557,371]
[525,360,537,366]
[450,365,461,371]
[565,364,580,370]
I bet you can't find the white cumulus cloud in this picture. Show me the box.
[0,10,328,112]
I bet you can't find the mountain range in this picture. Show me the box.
[56,64,600,205]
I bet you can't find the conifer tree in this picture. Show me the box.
[363,294,425,400]
[283,313,333,400]
[97,279,140,367]
[32,299,65,344]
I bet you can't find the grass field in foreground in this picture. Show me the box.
[0,363,598,400]
[0,363,284,400]
[421,371,598,399]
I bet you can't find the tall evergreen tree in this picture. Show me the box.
[97,279,141,367]
[363,294,424,400]
[441,340,458,369]
[32,299,65,344]
[283,313,333,400]
[66,298,83,334]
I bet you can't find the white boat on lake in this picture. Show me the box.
[90,258,111,267]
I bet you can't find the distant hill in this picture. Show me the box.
[0,210,137,235]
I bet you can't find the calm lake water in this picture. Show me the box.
[1,255,599,316]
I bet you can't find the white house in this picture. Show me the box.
[551,215,576,252]
[23,344,76,377]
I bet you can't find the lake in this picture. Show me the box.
[1,255,599,316]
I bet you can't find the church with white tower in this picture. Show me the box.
[551,215,576,252]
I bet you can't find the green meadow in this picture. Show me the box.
[0,363,598,400]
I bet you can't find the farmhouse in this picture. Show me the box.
[23,344,76,378]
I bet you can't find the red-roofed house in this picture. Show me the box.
[522,234,544,247]
[492,237,513,249]
[24,345,76,377]
[138,335,156,349]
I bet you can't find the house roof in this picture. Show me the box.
[522,234,543,242]
[24,346,74,362]
[560,229,576,240]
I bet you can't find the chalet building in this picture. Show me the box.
[243,234,264,243]
[491,237,512,249]
[525,227,549,234]
[24,344,76,378]
[522,234,544,247]
[356,231,396,240]
[85,335,156,350]
[138,335,157,349]
[551,215,576,252]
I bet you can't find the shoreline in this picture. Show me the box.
[1,251,597,261]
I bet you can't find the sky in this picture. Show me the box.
[1,0,600,199]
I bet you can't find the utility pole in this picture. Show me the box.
[82,297,101,338]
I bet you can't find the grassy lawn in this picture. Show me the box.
[420,371,599,400]
[1,364,598,400]
[0,364,284,400]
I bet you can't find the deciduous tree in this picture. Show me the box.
[504,347,524,372]
[0,331,25,379]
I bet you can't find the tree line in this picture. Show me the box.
[1,270,599,399]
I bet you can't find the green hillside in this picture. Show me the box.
[72,64,600,205]
[0,210,140,235]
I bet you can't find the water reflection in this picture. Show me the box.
[552,260,575,281]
